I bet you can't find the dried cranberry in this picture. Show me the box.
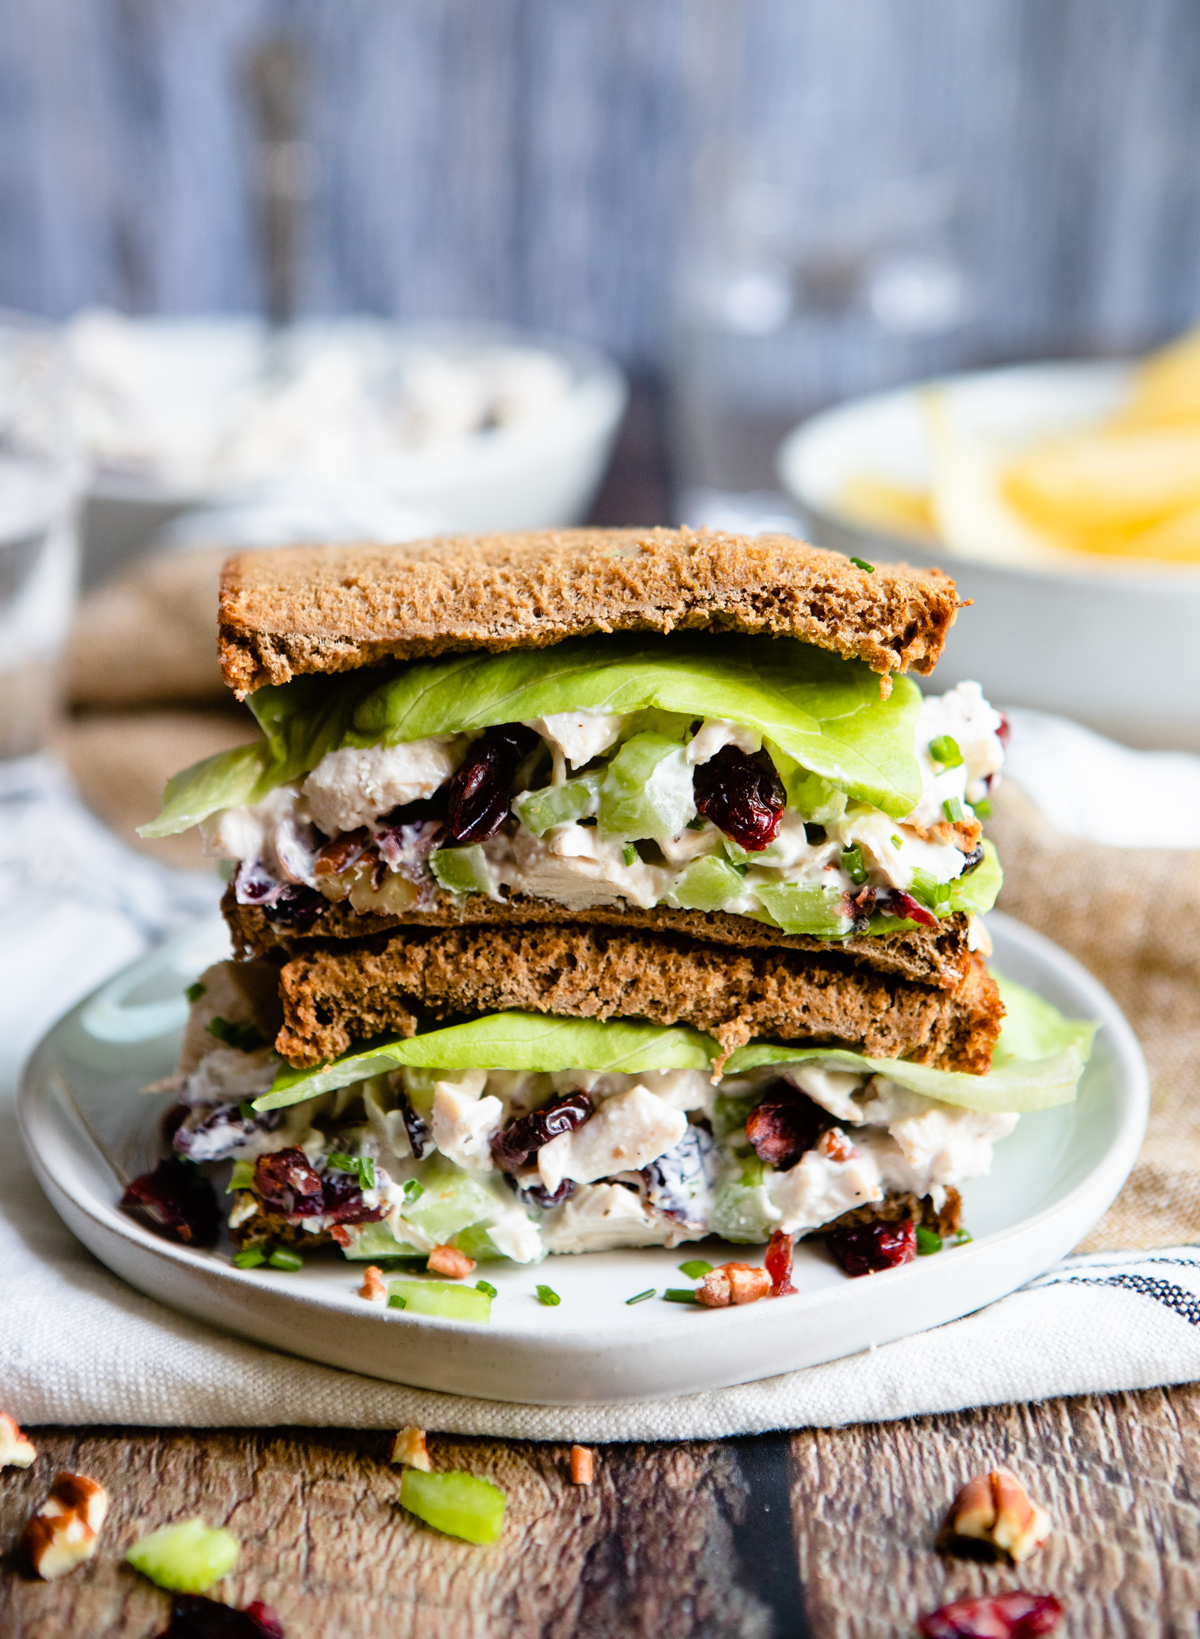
[395,1088,432,1159]
[319,1172,385,1226]
[155,1592,285,1639]
[266,883,325,931]
[491,1092,594,1172]
[445,723,541,845]
[121,1158,219,1248]
[511,1176,577,1209]
[997,712,1011,748]
[692,745,785,851]
[825,1218,917,1277]
[254,1148,324,1215]
[744,1084,830,1170]
[918,1592,1062,1639]
[764,1229,796,1296]
[893,890,940,928]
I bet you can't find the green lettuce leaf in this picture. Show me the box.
[255,1011,719,1110]
[723,969,1096,1112]
[143,632,924,835]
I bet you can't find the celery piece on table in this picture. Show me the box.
[125,1518,239,1593]
[400,1470,506,1545]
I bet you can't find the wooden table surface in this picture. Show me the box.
[7,396,1197,1637]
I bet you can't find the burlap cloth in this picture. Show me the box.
[989,781,1200,1251]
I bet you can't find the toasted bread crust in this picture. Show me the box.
[222,887,974,992]
[270,922,1003,1070]
[218,528,961,696]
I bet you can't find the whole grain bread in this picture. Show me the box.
[224,887,974,992]
[218,527,962,696]
[270,921,1003,1071]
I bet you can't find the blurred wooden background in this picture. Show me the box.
[2,0,1199,374]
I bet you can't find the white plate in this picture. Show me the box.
[18,911,1147,1406]
[777,361,1200,750]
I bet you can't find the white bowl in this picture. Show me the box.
[778,361,1200,750]
[74,317,628,582]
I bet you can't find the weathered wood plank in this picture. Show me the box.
[6,1387,1200,1637]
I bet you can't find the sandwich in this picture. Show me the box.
[130,528,1093,1285]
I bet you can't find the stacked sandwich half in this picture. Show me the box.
[138,528,1092,1277]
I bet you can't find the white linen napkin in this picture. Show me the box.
[2,729,1198,1439]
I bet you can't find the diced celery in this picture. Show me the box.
[400,1469,505,1544]
[125,1519,240,1593]
[711,1089,761,1143]
[751,880,852,937]
[667,855,746,912]
[598,733,696,841]
[405,1158,499,1245]
[226,1159,256,1193]
[513,769,602,837]
[387,1279,493,1323]
[339,1220,424,1260]
[710,1159,778,1244]
[430,845,495,895]
[452,1222,508,1263]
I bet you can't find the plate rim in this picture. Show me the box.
[16,909,1150,1403]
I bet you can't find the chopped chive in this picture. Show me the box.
[233,1247,266,1269]
[927,734,963,768]
[686,816,707,831]
[268,1248,304,1272]
[402,1180,425,1205]
[840,844,867,886]
[626,1289,656,1305]
[476,1280,498,1299]
[678,1259,713,1279]
[890,834,902,850]
[663,1288,701,1305]
[915,1226,943,1256]
[238,1101,258,1121]
[535,1284,561,1306]
[954,1229,973,1246]
[974,798,993,821]
[358,1156,376,1191]
[185,981,207,1003]
[388,1292,408,1309]
[327,1152,357,1173]
[622,843,637,867]
[206,1016,265,1052]
[850,556,875,574]
[942,796,965,824]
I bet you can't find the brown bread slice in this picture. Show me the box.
[270,921,1003,1071]
[224,886,974,992]
[218,527,962,696]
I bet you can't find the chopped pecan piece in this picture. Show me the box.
[0,1412,37,1469]
[696,1262,772,1308]
[942,1466,1052,1563]
[358,1265,387,1304]
[22,1471,109,1580]
[390,1427,432,1472]
[427,1245,476,1279]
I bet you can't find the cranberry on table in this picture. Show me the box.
[825,1218,917,1277]
[121,1158,219,1248]
[155,1593,285,1638]
[445,723,540,844]
[918,1591,1062,1639]
[692,744,785,851]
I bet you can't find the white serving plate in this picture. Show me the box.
[18,911,1146,1406]
[778,361,1200,751]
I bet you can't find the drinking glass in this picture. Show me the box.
[0,312,80,760]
